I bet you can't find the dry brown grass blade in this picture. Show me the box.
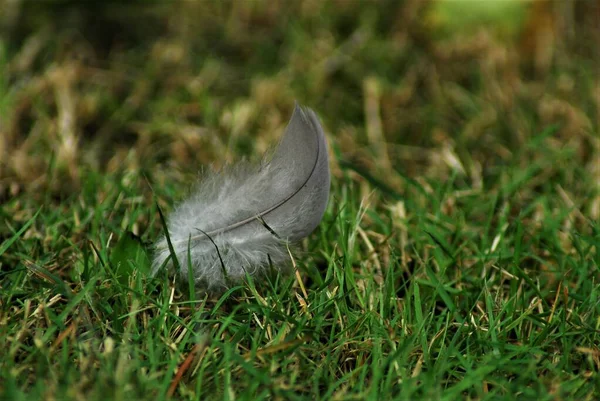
[167,343,204,398]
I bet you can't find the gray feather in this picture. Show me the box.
[153,104,330,292]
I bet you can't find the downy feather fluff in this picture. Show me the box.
[153,104,330,292]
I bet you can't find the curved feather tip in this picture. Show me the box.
[153,104,330,292]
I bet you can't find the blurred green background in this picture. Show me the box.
[1,0,597,208]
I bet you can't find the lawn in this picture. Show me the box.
[0,1,599,400]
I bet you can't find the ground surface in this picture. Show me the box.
[0,2,599,400]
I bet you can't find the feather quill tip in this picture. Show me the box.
[153,104,330,293]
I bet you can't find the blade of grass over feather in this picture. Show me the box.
[156,200,181,272]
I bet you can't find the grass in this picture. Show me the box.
[1,1,599,400]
